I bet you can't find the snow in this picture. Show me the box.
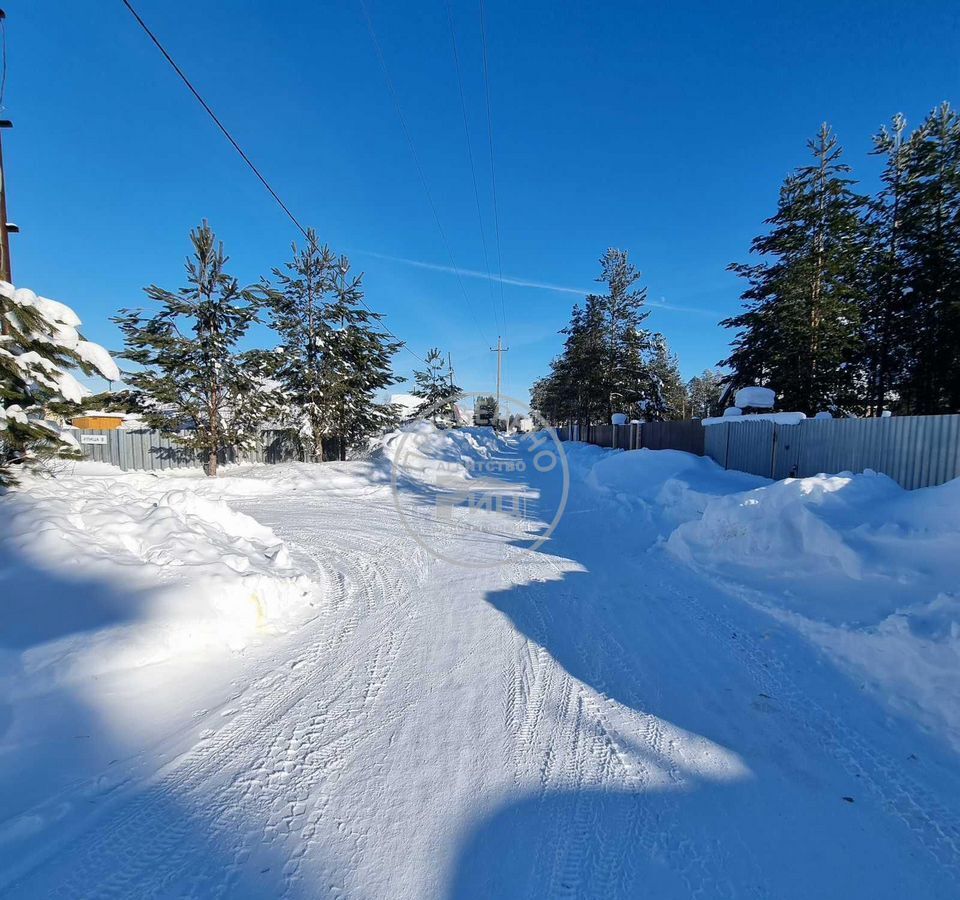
[0,467,316,694]
[703,410,806,426]
[1,435,959,897]
[734,385,776,409]
[389,392,422,418]
[74,340,121,383]
[668,470,960,750]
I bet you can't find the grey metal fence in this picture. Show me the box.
[556,414,960,490]
[708,414,960,489]
[75,428,299,472]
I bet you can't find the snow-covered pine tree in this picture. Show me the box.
[686,369,724,419]
[896,102,960,413]
[0,282,119,485]
[412,348,460,425]
[723,124,868,414]
[113,221,275,476]
[321,255,401,460]
[265,231,338,461]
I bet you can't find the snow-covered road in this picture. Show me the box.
[3,434,960,898]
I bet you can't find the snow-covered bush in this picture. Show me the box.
[0,281,118,485]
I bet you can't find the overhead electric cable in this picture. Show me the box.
[119,0,427,365]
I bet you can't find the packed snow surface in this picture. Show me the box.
[1,430,959,898]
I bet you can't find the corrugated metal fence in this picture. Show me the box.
[557,414,960,490]
[75,428,299,472]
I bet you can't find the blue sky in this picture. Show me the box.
[7,0,959,402]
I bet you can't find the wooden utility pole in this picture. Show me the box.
[490,336,508,430]
[447,351,455,392]
[0,10,12,336]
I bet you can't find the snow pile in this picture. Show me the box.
[0,470,316,694]
[566,444,766,530]
[734,386,775,409]
[380,421,505,485]
[668,470,960,749]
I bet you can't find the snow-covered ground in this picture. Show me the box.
[1,431,959,898]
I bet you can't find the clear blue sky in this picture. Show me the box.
[7,0,959,402]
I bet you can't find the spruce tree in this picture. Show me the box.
[723,124,868,414]
[114,221,274,476]
[412,348,460,425]
[1,282,118,485]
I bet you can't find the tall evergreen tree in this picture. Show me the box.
[896,102,960,412]
[412,348,460,425]
[646,333,687,420]
[723,124,868,413]
[593,249,656,420]
[686,368,724,419]
[114,221,274,476]
[266,231,338,461]
[532,249,666,424]
[861,114,912,414]
[320,256,401,459]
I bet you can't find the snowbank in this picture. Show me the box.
[381,421,506,484]
[0,469,316,695]
[667,470,960,750]
[565,443,766,530]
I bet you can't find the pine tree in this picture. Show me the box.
[114,221,275,476]
[646,333,687,420]
[412,348,460,425]
[896,102,960,413]
[686,368,724,419]
[593,249,656,420]
[266,231,338,461]
[321,256,401,459]
[723,124,868,414]
[532,249,663,425]
[862,114,912,414]
[0,282,118,485]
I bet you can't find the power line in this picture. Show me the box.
[357,0,493,349]
[478,0,507,344]
[442,0,500,337]
[118,0,426,366]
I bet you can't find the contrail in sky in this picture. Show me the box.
[355,250,715,315]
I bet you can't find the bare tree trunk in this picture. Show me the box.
[207,448,218,477]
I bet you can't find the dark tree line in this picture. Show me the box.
[724,103,960,416]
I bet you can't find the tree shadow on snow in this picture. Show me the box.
[447,464,960,899]
[0,555,330,898]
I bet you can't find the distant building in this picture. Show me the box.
[70,411,126,431]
